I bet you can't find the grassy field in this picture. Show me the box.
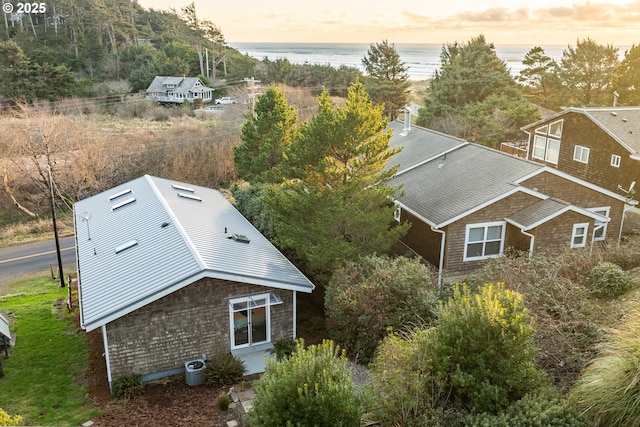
[0,276,99,426]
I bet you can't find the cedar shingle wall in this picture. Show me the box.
[521,171,625,242]
[527,113,639,194]
[105,278,293,380]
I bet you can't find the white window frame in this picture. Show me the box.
[532,120,563,164]
[573,145,590,163]
[463,221,506,261]
[611,154,621,168]
[228,293,278,349]
[571,223,589,248]
[587,207,610,242]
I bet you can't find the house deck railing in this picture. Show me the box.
[500,142,528,158]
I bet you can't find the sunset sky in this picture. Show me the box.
[135,0,640,46]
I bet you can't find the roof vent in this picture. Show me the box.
[111,197,136,211]
[229,233,250,243]
[622,118,628,122]
[611,111,618,116]
[178,192,202,201]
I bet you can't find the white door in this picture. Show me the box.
[229,294,270,349]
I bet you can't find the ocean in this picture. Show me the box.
[229,42,567,81]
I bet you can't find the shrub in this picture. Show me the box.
[460,388,588,427]
[571,307,640,427]
[112,373,145,399]
[367,328,449,426]
[433,283,544,413]
[587,261,636,297]
[476,252,606,390]
[269,337,297,361]
[250,339,361,427]
[217,392,231,411]
[0,409,23,426]
[325,255,439,364]
[203,353,246,387]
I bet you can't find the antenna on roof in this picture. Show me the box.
[618,181,636,195]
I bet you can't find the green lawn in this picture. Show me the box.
[0,276,100,426]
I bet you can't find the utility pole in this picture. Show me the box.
[243,77,261,116]
[48,166,65,288]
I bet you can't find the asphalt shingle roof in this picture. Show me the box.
[388,124,543,227]
[506,198,570,230]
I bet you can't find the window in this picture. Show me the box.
[573,145,590,163]
[611,154,621,167]
[587,207,610,241]
[228,293,281,349]
[549,120,563,137]
[571,223,589,248]
[464,222,505,261]
[532,121,562,164]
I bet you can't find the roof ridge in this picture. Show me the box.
[144,175,207,270]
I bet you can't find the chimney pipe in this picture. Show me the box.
[401,105,411,136]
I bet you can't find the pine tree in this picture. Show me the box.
[271,80,409,276]
[234,87,298,183]
[362,40,411,120]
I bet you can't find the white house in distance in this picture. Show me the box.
[145,76,213,104]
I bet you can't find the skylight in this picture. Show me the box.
[108,188,132,201]
[178,192,202,202]
[172,184,195,193]
[115,239,138,254]
[111,197,136,211]
[231,233,250,243]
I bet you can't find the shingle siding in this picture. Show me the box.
[105,278,293,380]
[521,171,625,241]
[526,112,640,194]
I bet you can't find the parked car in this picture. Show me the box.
[214,96,237,105]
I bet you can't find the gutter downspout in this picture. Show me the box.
[102,325,113,393]
[431,226,446,288]
[520,228,535,258]
[618,206,633,247]
[292,291,297,339]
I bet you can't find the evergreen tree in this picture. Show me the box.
[270,80,409,276]
[560,38,619,106]
[417,35,537,146]
[613,44,640,106]
[423,34,520,117]
[362,40,411,120]
[234,87,298,183]
[517,46,566,109]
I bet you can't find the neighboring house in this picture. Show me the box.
[145,76,213,104]
[387,121,636,283]
[520,107,640,196]
[73,175,314,389]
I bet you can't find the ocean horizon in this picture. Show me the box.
[229,42,570,80]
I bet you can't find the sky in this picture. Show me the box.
[135,0,640,46]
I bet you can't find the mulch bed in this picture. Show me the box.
[84,330,235,427]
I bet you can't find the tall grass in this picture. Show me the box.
[571,306,640,427]
[0,277,99,426]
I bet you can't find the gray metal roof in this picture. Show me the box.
[0,313,10,340]
[388,126,543,227]
[523,107,640,155]
[74,175,314,332]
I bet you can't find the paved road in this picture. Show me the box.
[0,236,77,285]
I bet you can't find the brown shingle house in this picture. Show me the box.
[387,121,636,283]
[73,175,314,390]
[521,107,640,197]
